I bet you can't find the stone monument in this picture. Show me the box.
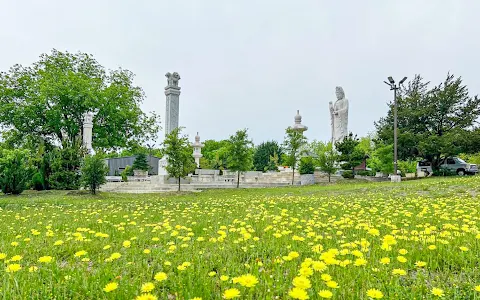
[164,72,181,137]
[82,112,93,153]
[192,132,204,168]
[292,110,308,134]
[329,86,349,145]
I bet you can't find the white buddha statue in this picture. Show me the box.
[329,86,349,145]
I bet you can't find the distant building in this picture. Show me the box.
[105,155,161,176]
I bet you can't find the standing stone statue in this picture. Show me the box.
[329,86,349,145]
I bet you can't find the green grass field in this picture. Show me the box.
[1,177,480,299]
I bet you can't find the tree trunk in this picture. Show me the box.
[328,173,331,183]
[178,177,181,192]
[292,166,295,185]
[237,171,240,188]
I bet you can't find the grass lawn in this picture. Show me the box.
[0,176,480,299]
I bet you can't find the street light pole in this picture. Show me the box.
[384,76,407,179]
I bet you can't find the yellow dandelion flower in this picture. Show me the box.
[74,250,87,257]
[380,257,390,265]
[122,241,131,248]
[398,249,408,255]
[474,285,480,292]
[154,272,167,282]
[397,256,407,263]
[459,246,469,252]
[326,281,339,289]
[5,264,21,273]
[135,293,158,300]
[321,274,332,282]
[143,249,151,254]
[415,261,427,268]
[237,274,258,287]
[318,290,333,299]
[288,287,309,300]
[223,288,241,299]
[431,287,444,297]
[428,245,437,250]
[29,266,38,272]
[38,256,53,263]
[292,276,311,289]
[220,275,229,281]
[103,282,118,292]
[367,288,383,299]
[141,282,155,293]
[392,268,407,276]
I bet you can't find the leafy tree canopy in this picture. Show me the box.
[163,128,196,191]
[253,141,283,172]
[226,129,254,188]
[0,49,160,152]
[335,133,365,172]
[375,73,480,169]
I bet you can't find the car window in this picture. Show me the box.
[455,157,466,164]
[447,158,455,164]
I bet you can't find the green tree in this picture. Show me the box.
[253,141,283,172]
[81,154,108,194]
[163,128,196,191]
[201,139,231,170]
[310,141,338,182]
[335,133,365,174]
[266,152,280,172]
[226,129,254,188]
[0,49,160,152]
[375,73,480,170]
[49,141,85,190]
[368,143,394,175]
[299,156,315,175]
[132,153,150,172]
[283,127,308,185]
[0,149,32,195]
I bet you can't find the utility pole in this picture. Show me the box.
[384,76,407,181]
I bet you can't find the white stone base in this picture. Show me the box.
[300,174,315,186]
[390,175,402,182]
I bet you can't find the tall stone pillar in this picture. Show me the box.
[83,112,93,153]
[164,72,181,137]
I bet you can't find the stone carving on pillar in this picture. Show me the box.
[82,112,94,153]
[165,72,181,137]
[329,86,349,145]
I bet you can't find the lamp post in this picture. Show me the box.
[384,76,407,180]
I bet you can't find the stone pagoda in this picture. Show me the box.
[192,132,204,168]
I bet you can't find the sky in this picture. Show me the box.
[1,0,479,146]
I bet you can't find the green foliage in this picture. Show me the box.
[299,157,315,175]
[310,141,338,182]
[32,172,45,191]
[0,149,32,195]
[283,127,308,184]
[49,142,84,190]
[226,129,254,188]
[0,49,160,152]
[253,141,283,172]
[368,143,394,174]
[132,153,150,172]
[398,160,417,175]
[201,140,231,170]
[80,155,108,194]
[375,73,480,169]
[335,133,365,172]
[458,153,480,165]
[356,170,375,176]
[432,167,456,177]
[121,165,132,182]
[265,152,280,172]
[342,170,354,179]
[163,128,196,191]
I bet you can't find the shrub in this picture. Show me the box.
[132,153,150,172]
[299,157,315,175]
[433,167,456,177]
[342,170,354,179]
[356,170,375,176]
[0,149,32,195]
[121,165,131,182]
[49,143,84,190]
[32,172,45,191]
[80,155,109,194]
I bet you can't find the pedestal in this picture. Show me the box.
[158,158,168,184]
[390,175,402,182]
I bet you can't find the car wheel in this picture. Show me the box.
[457,169,465,176]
